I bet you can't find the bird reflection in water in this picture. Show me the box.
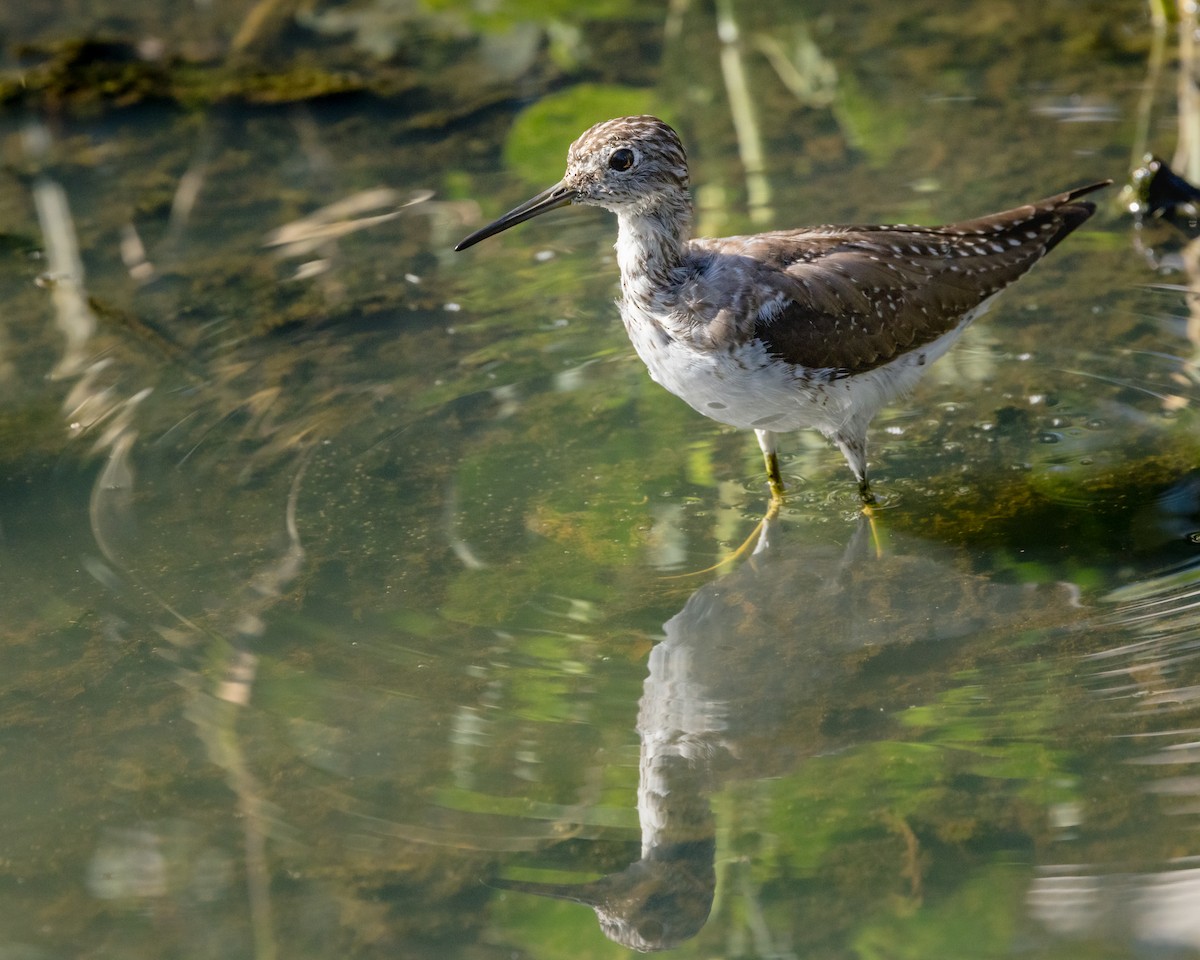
[493,517,1081,951]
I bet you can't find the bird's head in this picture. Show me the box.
[454,115,689,251]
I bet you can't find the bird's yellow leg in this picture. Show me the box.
[756,429,787,503]
[764,450,786,502]
[858,477,885,558]
[698,446,783,570]
[662,439,784,579]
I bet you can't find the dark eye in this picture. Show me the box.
[608,148,635,171]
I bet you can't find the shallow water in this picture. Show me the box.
[3,2,1200,958]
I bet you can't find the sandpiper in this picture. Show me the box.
[455,116,1109,504]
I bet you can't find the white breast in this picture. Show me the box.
[619,296,981,444]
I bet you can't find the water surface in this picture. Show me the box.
[2,2,1200,958]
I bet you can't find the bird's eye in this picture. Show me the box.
[608,148,635,172]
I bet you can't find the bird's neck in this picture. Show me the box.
[614,192,693,307]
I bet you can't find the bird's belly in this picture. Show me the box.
[625,317,970,440]
[629,331,839,432]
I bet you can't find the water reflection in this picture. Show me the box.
[1030,522,1200,955]
[497,515,1084,950]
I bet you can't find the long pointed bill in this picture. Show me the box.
[490,875,604,906]
[454,182,577,251]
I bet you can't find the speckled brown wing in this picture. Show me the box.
[736,181,1108,375]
